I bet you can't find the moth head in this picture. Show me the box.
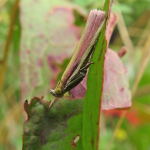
[55,88,62,94]
[49,88,64,98]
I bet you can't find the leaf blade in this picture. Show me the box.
[82,0,112,149]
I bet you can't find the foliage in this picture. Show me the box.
[23,97,84,150]
[0,0,150,150]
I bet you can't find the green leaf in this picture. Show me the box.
[82,0,112,149]
[23,97,84,150]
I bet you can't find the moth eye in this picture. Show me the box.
[55,88,62,94]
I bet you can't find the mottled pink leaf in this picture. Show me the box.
[102,48,131,109]
[20,2,80,101]
[69,49,131,110]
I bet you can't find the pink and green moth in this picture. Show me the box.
[50,9,106,98]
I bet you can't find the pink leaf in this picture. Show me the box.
[20,4,80,101]
[69,49,131,110]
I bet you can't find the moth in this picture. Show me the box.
[50,9,105,98]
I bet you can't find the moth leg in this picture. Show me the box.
[81,44,96,68]
[94,39,98,45]
[80,62,94,72]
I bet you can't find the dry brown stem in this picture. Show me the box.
[134,84,150,98]
[0,0,8,9]
[114,0,134,52]
[0,0,20,96]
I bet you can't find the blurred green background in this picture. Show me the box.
[0,0,150,150]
